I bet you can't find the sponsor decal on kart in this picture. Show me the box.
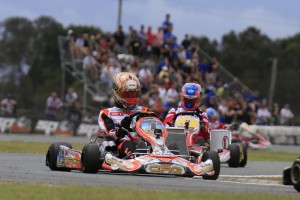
[145,164,185,174]
[105,154,139,171]
[222,136,229,149]
[190,159,213,175]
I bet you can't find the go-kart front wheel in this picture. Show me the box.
[202,151,220,180]
[239,143,248,167]
[228,143,240,168]
[46,142,72,171]
[291,160,300,192]
[81,144,101,173]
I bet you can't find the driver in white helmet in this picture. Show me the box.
[98,72,149,158]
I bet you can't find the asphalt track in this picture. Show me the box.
[0,134,299,195]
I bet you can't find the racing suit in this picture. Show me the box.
[98,105,149,158]
[163,107,209,144]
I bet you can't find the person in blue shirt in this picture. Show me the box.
[162,14,173,38]
[171,36,180,59]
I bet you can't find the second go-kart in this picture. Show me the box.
[171,111,247,168]
[46,111,220,180]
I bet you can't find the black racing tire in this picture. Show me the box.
[46,142,72,171]
[228,143,240,168]
[202,151,220,180]
[291,159,300,192]
[239,143,248,167]
[231,138,240,143]
[81,144,101,173]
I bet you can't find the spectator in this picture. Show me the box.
[161,37,172,59]
[0,94,17,116]
[280,104,294,126]
[181,34,191,49]
[151,27,163,57]
[256,104,272,125]
[113,25,126,53]
[138,24,148,55]
[171,36,180,60]
[129,30,142,56]
[82,48,99,81]
[271,102,280,125]
[65,88,80,121]
[162,13,173,39]
[45,92,63,120]
[146,26,155,56]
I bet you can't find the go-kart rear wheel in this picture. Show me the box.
[46,142,72,171]
[202,151,220,180]
[239,143,248,167]
[81,144,101,173]
[228,143,240,168]
[291,160,300,192]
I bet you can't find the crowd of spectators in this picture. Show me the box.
[64,13,295,126]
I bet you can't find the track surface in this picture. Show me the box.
[0,134,298,195]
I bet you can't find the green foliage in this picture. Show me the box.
[66,24,102,36]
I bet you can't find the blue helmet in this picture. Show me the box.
[206,107,218,120]
[181,83,202,110]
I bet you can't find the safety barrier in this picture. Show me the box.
[0,116,299,145]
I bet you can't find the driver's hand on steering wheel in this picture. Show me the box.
[121,116,131,130]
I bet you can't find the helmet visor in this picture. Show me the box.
[120,91,140,99]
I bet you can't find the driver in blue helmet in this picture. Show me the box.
[163,83,209,144]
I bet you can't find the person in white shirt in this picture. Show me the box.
[280,104,294,126]
[256,104,271,125]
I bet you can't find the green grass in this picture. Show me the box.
[0,141,85,154]
[0,141,298,162]
[0,182,298,200]
[248,149,299,162]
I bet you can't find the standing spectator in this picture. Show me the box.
[162,13,173,39]
[151,27,163,58]
[129,31,142,56]
[171,36,180,60]
[65,88,79,120]
[161,37,172,59]
[280,104,294,126]
[113,25,126,53]
[1,94,17,116]
[45,92,63,120]
[271,102,280,125]
[146,26,155,56]
[82,48,99,81]
[138,25,148,56]
[181,34,191,49]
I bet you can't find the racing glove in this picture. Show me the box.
[116,128,127,139]
[120,116,131,130]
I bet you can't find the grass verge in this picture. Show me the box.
[0,141,85,154]
[248,150,299,162]
[0,182,298,200]
[0,141,298,162]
